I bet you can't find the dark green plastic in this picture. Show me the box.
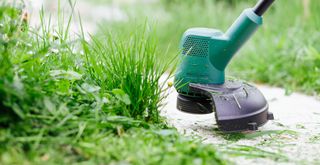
[174,8,263,94]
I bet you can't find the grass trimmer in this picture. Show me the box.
[174,0,275,132]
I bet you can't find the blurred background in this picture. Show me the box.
[25,0,320,95]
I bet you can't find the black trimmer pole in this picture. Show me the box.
[253,0,275,16]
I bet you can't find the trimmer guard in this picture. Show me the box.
[177,80,274,132]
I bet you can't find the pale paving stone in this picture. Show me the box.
[161,77,320,164]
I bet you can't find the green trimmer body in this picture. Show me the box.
[174,0,275,132]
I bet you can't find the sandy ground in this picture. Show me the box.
[161,79,320,164]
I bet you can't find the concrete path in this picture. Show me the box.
[24,0,127,36]
[162,81,320,164]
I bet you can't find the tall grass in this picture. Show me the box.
[0,3,228,164]
[81,25,174,122]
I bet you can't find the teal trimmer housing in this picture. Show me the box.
[174,0,275,132]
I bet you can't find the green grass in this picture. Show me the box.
[1,0,319,164]
[81,25,175,122]
[0,3,228,164]
[100,0,320,96]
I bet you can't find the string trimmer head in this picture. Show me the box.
[174,0,275,132]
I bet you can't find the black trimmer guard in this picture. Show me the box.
[177,80,274,132]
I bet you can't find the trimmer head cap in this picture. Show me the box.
[176,80,273,132]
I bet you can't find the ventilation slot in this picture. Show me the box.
[182,37,209,57]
